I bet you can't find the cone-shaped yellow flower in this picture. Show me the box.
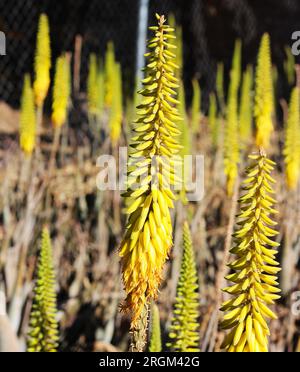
[168,222,200,352]
[27,228,59,352]
[34,13,51,107]
[119,14,182,327]
[254,33,274,149]
[283,87,300,189]
[221,152,281,352]
[51,55,70,127]
[20,74,36,155]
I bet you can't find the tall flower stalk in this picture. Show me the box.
[119,14,181,345]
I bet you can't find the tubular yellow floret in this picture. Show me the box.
[20,74,36,155]
[52,54,71,127]
[221,152,281,352]
[283,87,300,189]
[34,13,51,107]
[119,14,181,327]
[254,33,274,149]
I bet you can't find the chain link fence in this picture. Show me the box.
[0,0,299,110]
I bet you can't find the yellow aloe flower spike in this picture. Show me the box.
[224,40,241,195]
[119,14,181,328]
[283,87,300,189]
[239,65,253,146]
[224,90,239,196]
[149,303,162,352]
[20,74,36,155]
[104,41,116,108]
[87,53,99,115]
[109,62,123,145]
[27,228,59,352]
[221,152,281,353]
[34,13,51,107]
[168,222,200,352]
[52,54,71,127]
[254,33,274,149]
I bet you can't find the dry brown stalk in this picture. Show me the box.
[130,304,149,352]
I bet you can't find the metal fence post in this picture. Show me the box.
[135,0,149,89]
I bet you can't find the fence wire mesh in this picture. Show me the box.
[0,0,299,110]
